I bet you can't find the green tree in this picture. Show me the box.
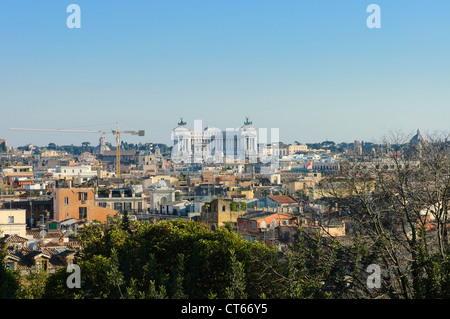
[0,248,20,298]
[224,249,247,299]
[42,267,77,299]
[50,219,286,299]
[125,278,145,299]
[17,269,48,299]
[44,218,354,299]
[121,210,131,233]
[170,254,187,299]
[278,227,347,299]
[107,248,124,298]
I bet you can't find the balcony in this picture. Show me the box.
[95,192,139,200]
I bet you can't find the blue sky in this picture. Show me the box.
[1,1,449,147]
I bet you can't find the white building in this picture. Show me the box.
[171,118,258,164]
[24,181,48,194]
[149,179,177,212]
[48,165,97,182]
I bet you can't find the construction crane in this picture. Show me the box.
[9,123,145,177]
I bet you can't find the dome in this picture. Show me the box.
[93,136,110,155]
[410,129,426,145]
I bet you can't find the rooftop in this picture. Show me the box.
[0,234,28,244]
[238,211,292,221]
[268,195,298,204]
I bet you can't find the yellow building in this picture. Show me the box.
[226,186,254,200]
[0,209,27,238]
[41,150,59,157]
[148,174,179,186]
[286,173,323,197]
[288,144,308,155]
[287,180,313,197]
[309,179,376,201]
[200,198,246,230]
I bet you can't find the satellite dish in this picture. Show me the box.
[29,243,38,251]
[40,230,47,238]
[260,221,267,229]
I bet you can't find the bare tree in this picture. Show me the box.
[317,130,450,298]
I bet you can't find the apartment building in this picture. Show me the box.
[1,165,34,186]
[0,209,27,237]
[237,211,298,244]
[48,165,97,183]
[53,187,118,223]
[95,187,147,213]
[288,144,308,155]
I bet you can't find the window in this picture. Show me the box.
[78,192,88,201]
[64,197,69,206]
[8,216,14,224]
[6,262,14,270]
[251,221,257,229]
[114,202,123,212]
[36,260,47,271]
[243,221,247,228]
[79,207,87,220]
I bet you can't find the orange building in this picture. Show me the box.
[53,187,118,223]
[215,175,237,186]
[237,211,299,244]
[2,166,34,186]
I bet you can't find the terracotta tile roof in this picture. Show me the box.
[42,242,63,249]
[26,250,51,259]
[26,230,42,239]
[239,211,284,221]
[268,195,298,204]
[26,229,63,239]
[6,245,79,270]
[0,234,28,243]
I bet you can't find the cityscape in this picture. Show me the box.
[1,0,450,312]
